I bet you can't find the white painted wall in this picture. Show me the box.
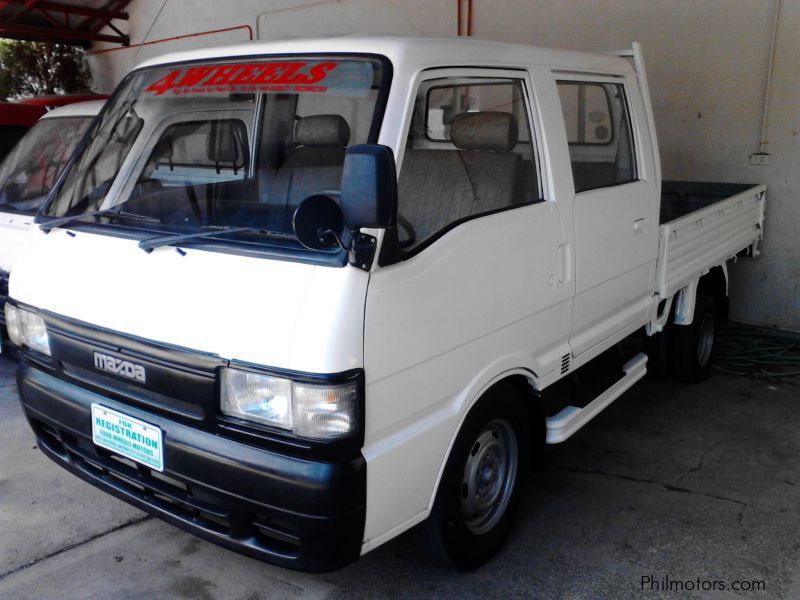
[87,0,455,89]
[91,0,799,331]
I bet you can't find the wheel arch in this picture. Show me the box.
[697,264,729,322]
[425,368,544,517]
[673,263,730,326]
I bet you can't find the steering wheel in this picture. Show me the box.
[397,213,416,248]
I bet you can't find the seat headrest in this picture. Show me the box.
[451,112,518,152]
[296,114,350,147]
[207,123,240,164]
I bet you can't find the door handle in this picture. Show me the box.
[557,243,570,283]
[633,218,647,234]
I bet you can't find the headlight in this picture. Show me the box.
[4,304,21,346]
[4,304,50,355]
[221,370,292,429]
[220,368,359,440]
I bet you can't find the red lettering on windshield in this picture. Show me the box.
[144,61,339,96]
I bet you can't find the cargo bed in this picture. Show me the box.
[656,180,766,297]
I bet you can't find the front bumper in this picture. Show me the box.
[17,361,367,572]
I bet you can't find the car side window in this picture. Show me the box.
[557,81,636,193]
[139,119,249,189]
[396,76,541,253]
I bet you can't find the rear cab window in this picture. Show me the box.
[556,80,637,192]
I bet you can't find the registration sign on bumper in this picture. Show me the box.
[91,404,164,472]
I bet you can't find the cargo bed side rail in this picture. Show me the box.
[656,184,766,299]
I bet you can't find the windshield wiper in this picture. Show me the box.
[40,208,163,232]
[138,225,290,253]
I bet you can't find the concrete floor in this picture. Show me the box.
[1,355,799,599]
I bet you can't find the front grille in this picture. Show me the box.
[33,419,301,556]
[0,270,8,299]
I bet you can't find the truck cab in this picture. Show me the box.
[0,100,105,346]
[9,37,764,572]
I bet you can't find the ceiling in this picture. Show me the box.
[0,0,131,47]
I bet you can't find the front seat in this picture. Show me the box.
[397,111,523,243]
[270,114,350,209]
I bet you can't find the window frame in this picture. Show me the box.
[557,81,616,147]
[379,67,545,267]
[555,75,639,194]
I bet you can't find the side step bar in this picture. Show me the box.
[546,352,648,444]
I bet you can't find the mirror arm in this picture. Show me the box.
[320,226,377,271]
[347,229,377,272]
[320,228,349,252]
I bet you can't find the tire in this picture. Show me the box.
[421,382,530,570]
[670,295,717,383]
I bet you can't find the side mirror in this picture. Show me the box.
[292,194,344,250]
[340,144,397,230]
[293,144,397,269]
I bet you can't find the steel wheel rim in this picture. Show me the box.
[697,311,715,366]
[460,418,518,535]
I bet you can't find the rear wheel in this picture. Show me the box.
[670,295,717,382]
[422,382,530,570]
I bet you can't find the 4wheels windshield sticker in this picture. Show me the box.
[144,60,373,97]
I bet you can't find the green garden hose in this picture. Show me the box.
[713,327,800,378]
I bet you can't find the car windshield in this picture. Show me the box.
[0,116,93,214]
[44,56,388,252]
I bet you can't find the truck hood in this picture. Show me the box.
[10,228,367,373]
[0,210,37,272]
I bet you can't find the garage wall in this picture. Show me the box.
[474,0,799,332]
[87,0,454,89]
[92,0,799,331]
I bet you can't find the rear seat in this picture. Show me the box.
[397,111,524,243]
[270,114,350,208]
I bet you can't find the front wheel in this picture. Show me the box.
[670,295,717,382]
[421,383,530,570]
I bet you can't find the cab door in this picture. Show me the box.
[360,67,567,543]
[555,76,657,357]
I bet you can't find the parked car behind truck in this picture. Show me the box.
[0,95,106,162]
[0,100,105,348]
[9,37,764,572]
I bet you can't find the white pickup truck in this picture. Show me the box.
[9,37,764,572]
[0,100,104,346]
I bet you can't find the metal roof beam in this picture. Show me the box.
[0,0,128,21]
[0,19,128,44]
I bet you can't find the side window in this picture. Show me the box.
[141,119,249,188]
[557,81,636,193]
[396,76,541,252]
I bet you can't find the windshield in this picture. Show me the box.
[45,56,388,253]
[0,117,93,214]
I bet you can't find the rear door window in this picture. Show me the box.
[557,81,636,192]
